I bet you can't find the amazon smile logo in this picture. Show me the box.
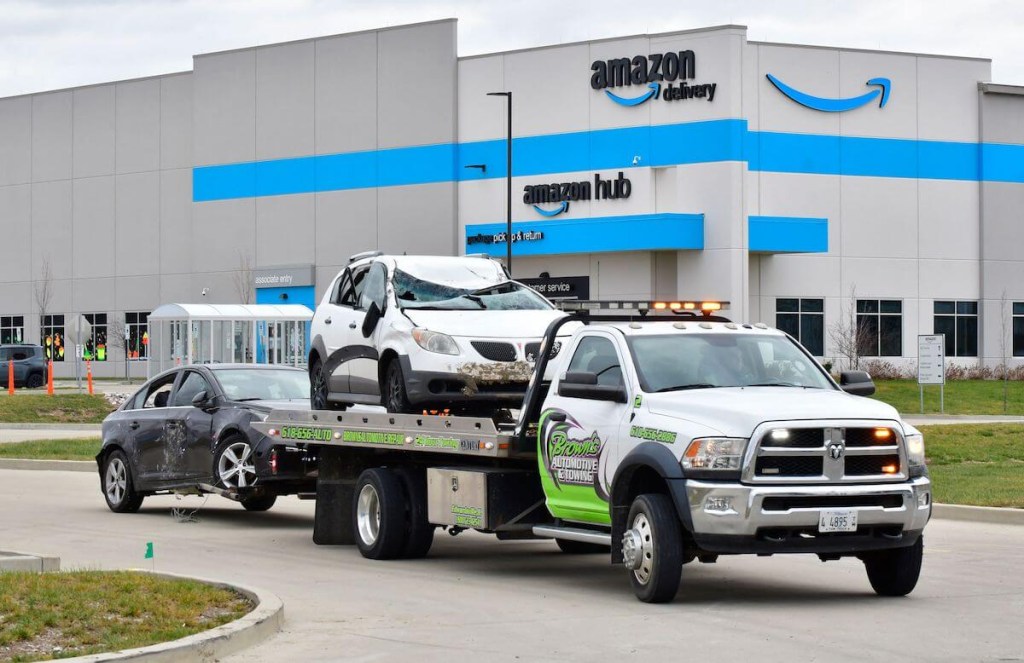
[591,50,717,107]
[766,73,892,112]
[524,172,632,216]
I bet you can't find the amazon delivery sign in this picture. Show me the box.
[591,50,718,106]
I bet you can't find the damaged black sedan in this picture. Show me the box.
[97,364,316,513]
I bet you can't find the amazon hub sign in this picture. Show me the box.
[524,171,631,217]
[591,50,717,106]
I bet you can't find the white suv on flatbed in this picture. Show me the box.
[309,253,568,413]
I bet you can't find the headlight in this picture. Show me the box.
[905,432,926,467]
[411,328,460,355]
[682,437,747,471]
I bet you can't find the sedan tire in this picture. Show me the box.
[214,436,258,490]
[240,494,278,512]
[102,450,144,513]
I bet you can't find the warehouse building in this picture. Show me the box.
[1,19,1023,376]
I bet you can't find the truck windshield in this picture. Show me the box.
[628,333,834,392]
[393,270,553,311]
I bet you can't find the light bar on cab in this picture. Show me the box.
[556,300,730,316]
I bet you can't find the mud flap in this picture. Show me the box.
[313,447,356,545]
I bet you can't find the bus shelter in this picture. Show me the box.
[147,303,313,378]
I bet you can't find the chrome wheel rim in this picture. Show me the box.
[629,513,655,585]
[356,484,381,546]
[105,457,127,505]
[217,442,256,488]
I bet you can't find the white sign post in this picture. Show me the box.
[917,334,945,413]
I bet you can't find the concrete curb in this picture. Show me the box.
[0,458,94,472]
[0,423,103,431]
[0,549,60,572]
[62,571,283,662]
[933,503,1024,526]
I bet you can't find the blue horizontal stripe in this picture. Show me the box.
[194,120,1024,202]
[749,216,828,253]
[465,213,704,257]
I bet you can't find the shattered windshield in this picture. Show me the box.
[393,269,553,311]
[628,333,833,393]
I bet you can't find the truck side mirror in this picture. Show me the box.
[362,301,382,338]
[558,371,628,403]
[839,370,876,396]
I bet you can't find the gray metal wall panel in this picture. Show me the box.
[193,50,256,166]
[0,97,32,186]
[73,276,116,316]
[503,43,590,138]
[980,182,1024,263]
[191,198,255,273]
[31,180,73,281]
[0,185,32,281]
[840,177,918,259]
[160,74,193,170]
[917,57,989,142]
[73,85,116,179]
[376,183,456,256]
[456,55,503,143]
[315,189,378,265]
[256,42,315,160]
[31,92,73,182]
[115,171,160,276]
[315,32,378,154]
[116,78,161,174]
[71,176,115,279]
[116,274,160,312]
[159,169,193,274]
[376,21,456,149]
[255,194,315,266]
[981,93,1024,143]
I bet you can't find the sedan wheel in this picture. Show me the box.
[310,359,329,410]
[215,439,257,489]
[102,450,144,513]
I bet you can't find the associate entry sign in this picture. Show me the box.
[917,335,945,385]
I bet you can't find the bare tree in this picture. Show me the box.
[828,285,867,371]
[107,313,132,383]
[34,255,53,321]
[1000,290,1010,413]
[231,251,255,304]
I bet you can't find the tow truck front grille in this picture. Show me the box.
[745,424,907,484]
[471,341,517,362]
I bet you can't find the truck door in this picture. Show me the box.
[539,333,631,525]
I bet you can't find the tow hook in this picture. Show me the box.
[622,529,643,570]
[447,526,466,537]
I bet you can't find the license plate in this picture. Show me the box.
[818,509,858,533]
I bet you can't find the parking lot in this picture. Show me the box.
[1,467,1021,662]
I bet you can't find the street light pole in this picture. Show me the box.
[487,91,512,274]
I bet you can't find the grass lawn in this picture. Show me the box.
[919,424,1024,508]
[871,379,1024,415]
[0,570,250,661]
[0,438,100,461]
[0,394,112,424]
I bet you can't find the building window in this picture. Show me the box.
[856,300,902,357]
[1015,303,1024,358]
[776,298,824,356]
[41,314,66,361]
[1,316,24,345]
[126,311,150,360]
[934,301,978,357]
[82,313,108,361]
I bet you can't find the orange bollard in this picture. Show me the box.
[47,360,54,395]
[7,360,13,395]
[86,360,94,396]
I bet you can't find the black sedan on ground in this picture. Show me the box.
[97,364,316,513]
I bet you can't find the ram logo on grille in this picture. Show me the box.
[828,441,845,460]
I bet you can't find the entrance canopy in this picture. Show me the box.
[148,303,313,378]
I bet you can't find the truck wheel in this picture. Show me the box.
[240,494,277,512]
[397,468,434,559]
[382,359,414,414]
[863,537,924,597]
[556,539,610,554]
[102,450,144,513]
[622,494,683,603]
[26,372,44,389]
[353,468,408,560]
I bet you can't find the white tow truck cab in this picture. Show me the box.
[254,301,931,603]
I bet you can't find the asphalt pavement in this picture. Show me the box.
[1,468,1021,662]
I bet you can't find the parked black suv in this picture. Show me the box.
[0,344,48,389]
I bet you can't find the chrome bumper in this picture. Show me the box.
[686,477,932,537]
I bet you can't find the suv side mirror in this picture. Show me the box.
[362,301,382,338]
[191,390,210,407]
[558,371,628,403]
[839,371,876,396]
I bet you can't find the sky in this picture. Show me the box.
[1,0,1022,98]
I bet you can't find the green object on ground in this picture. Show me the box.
[0,394,112,424]
[145,542,154,559]
[919,424,1024,508]
[0,570,250,661]
[871,379,1024,415]
[0,438,101,461]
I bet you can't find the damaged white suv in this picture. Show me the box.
[309,253,569,413]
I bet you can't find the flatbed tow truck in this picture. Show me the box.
[252,300,931,603]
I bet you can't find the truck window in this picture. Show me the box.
[566,336,623,387]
